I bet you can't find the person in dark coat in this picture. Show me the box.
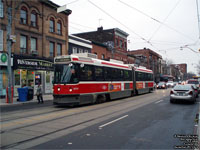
[36,83,43,104]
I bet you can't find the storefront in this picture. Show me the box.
[0,53,13,98]
[13,55,54,96]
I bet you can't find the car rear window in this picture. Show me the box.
[174,85,192,90]
[188,81,199,84]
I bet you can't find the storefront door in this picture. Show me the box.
[45,71,53,94]
[34,72,42,94]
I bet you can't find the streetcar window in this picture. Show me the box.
[80,65,94,81]
[95,66,104,81]
[119,70,124,81]
[104,67,112,81]
[54,64,79,84]
[124,70,132,81]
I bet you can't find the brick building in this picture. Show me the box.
[92,41,109,60]
[0,0,71,97]
[74,27,130,63]
[128,48,162,82]
[170,63,187,80]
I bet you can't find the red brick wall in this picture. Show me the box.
[1,0,70,58]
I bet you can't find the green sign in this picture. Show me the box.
[1,53,7,63]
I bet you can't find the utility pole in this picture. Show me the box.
[7,5,13,103]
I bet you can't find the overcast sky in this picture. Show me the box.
[52,0,200,75]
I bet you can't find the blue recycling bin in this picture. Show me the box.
[17,87,29,102]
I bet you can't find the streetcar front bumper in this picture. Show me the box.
[53,94,80,106]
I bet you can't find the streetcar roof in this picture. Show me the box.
[54,54,153,73]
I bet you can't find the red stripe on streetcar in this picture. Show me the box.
[72,58,79,61]
[101,62,129,69]
[72,58,94,63]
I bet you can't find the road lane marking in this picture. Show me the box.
[155,100,163,104]
[99,115,128,129]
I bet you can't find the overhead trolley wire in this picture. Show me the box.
[118,0,196,42]
[148,0,182,41]
[87,0,155,48]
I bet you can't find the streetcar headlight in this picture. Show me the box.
[69,87,73,92]
[57,87,61,91]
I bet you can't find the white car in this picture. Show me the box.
[166,81,174,88]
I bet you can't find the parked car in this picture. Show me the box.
[188,84,199,98]
[170,84,196,103]
[187,79,200,94]
[166,81,174,88]
[157,82,167,89]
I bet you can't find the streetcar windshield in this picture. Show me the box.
[54,64,79,84]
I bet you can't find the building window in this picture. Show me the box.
[115,38,119,46]
[57,43,62,56]
[57,21,62,35]
[31,10,37,27]
[72,47,77,54]
[79,48,83,53]
[0,0,3,18]
[102,54,105,60]
[31,37,37,51]
[49,42,54,57]
[20,6,28,24]
[0,30,3,51]
[119,40,123,48]
[49,18,55,33]
[20,35,27,54]
[124,42,127,49]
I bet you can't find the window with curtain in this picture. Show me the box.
[31,37,37,51]
[20,7,27,24]
[57,43,62,56]
[0,30,3,51]
[49,42,54,57]
[31,10,37,27]
[20,35,27,54]
[57,21,62,35]
[0,0,3,18]
[49,18,55,32]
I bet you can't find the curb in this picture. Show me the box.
[0,99,53,108]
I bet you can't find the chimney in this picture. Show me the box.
[97,26,103,32]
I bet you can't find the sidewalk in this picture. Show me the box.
[0,94,53,107]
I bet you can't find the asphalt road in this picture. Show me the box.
[31,91,199,149]
[1,89,199,149]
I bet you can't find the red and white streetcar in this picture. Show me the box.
[53,53,154,106]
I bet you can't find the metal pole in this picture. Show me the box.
[7,6,12,103]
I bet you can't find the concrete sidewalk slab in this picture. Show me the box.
[0,94,53,107]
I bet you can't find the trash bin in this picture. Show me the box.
[17,87,28,102]
[26,87,33,101]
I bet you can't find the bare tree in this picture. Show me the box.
[166,59,174,65]
[187,71,196,79]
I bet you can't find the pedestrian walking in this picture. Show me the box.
[36,83,43,104]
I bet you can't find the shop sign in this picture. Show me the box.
[13,55,54,71]
[0,53,13,66]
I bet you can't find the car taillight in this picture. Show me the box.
[170,90,174,94]
[189,91,193,95]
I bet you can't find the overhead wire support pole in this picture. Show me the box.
[7,6,12,103]
[196,0,200,39]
